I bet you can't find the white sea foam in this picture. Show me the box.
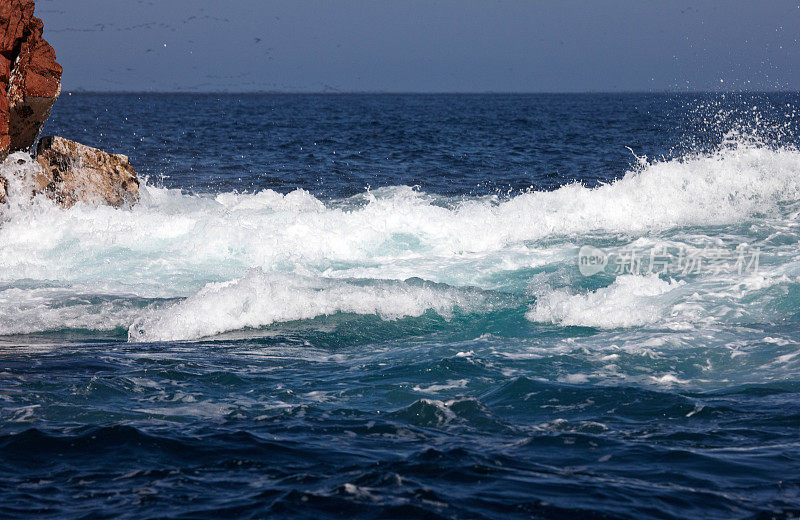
[1,141,800,339]
[2,143,800,289]
[0,285,148,335]
[128,269,491,342]
[527,275,683,329]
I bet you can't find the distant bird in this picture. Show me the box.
[254,37,262,44]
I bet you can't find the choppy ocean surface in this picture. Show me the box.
[2,93,800,519]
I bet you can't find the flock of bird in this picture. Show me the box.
[36,0,301,92]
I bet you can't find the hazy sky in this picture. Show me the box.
[36,0,800,93]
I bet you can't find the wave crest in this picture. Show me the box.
[128,270,494,342]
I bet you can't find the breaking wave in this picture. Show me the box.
[128,270,495,342]
[526,275,684,329]
[2,139,800,340]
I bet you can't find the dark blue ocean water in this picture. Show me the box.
[2,93,800,519]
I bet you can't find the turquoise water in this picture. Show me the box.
[1,93,800,518]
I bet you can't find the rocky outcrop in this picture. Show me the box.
[35,136,139,207]
[0,0,62,159]
[0,1,140,212]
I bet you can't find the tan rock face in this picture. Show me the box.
[0,0,62,158]
[36,136,140,208]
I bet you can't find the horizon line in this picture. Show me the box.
[62,89,800,96]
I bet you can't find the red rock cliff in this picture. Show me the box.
[0,0,62,158]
